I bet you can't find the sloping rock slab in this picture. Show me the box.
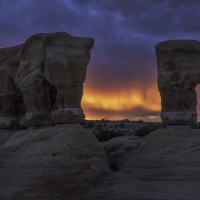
[91,125,200,200]
[0,124,111,199]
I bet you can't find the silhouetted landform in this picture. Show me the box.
[0,32,94,128]
[156,40,200,124]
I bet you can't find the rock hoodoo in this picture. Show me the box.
[0,33,112,199]
[0,32,94,128]
[155,40,200,124]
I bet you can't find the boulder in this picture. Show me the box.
[155,40,200,124]
[0,123,111,199]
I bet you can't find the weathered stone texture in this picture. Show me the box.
[155,40,200,124]
[90,126,200,200]
[0,124,110,199]
[0,45,26,129]
[0,32,94,128]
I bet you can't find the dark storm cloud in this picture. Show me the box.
[1,0,200,79]
[96,0,200,37]
[0,0,82,46]
[1,0,200,47]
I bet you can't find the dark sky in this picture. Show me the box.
[1,0,200,121]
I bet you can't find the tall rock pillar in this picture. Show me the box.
[14,32,94,126]
[0,32,94,128]
[155,40,200,124]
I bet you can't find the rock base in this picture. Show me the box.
[20,108,85,126]
[51,108,85,123]
[0,117,25,129]
[161,111,197,124]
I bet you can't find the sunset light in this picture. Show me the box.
[82,83,161,121]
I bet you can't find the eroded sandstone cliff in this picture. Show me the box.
[155,40,200,124]
[0,33,113,200]
[0,32,94,128]
[0,124,111,199]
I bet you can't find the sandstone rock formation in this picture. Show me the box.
[1,122,200,199]
[0,32,94,128]
[0,45,26,129]
[155,40,200,124]
[90,126,200,200]
[0,124,111,199]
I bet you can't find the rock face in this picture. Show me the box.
[0,45,26,129]
[0,32,94,128]
[91,126,200,200]
[2,124,200,199]
[155,40,200,124]
[0,124,111,199]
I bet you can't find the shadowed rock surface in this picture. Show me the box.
[0,45,26,129]
[89,126,200,200]
[0,32,94,128]
[155,40,200,124]
[0,124,111,199]
[1,125,200,199]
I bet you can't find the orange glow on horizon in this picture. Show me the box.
[81,83,161,121]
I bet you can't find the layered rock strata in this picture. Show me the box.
[0,32,94,128]
[155,40,200,124]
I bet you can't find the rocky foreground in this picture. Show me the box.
[0,124,111,199]
[93,125,200,200]
[1,123,200,199]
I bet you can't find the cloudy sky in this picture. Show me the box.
[1,0,200,121]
